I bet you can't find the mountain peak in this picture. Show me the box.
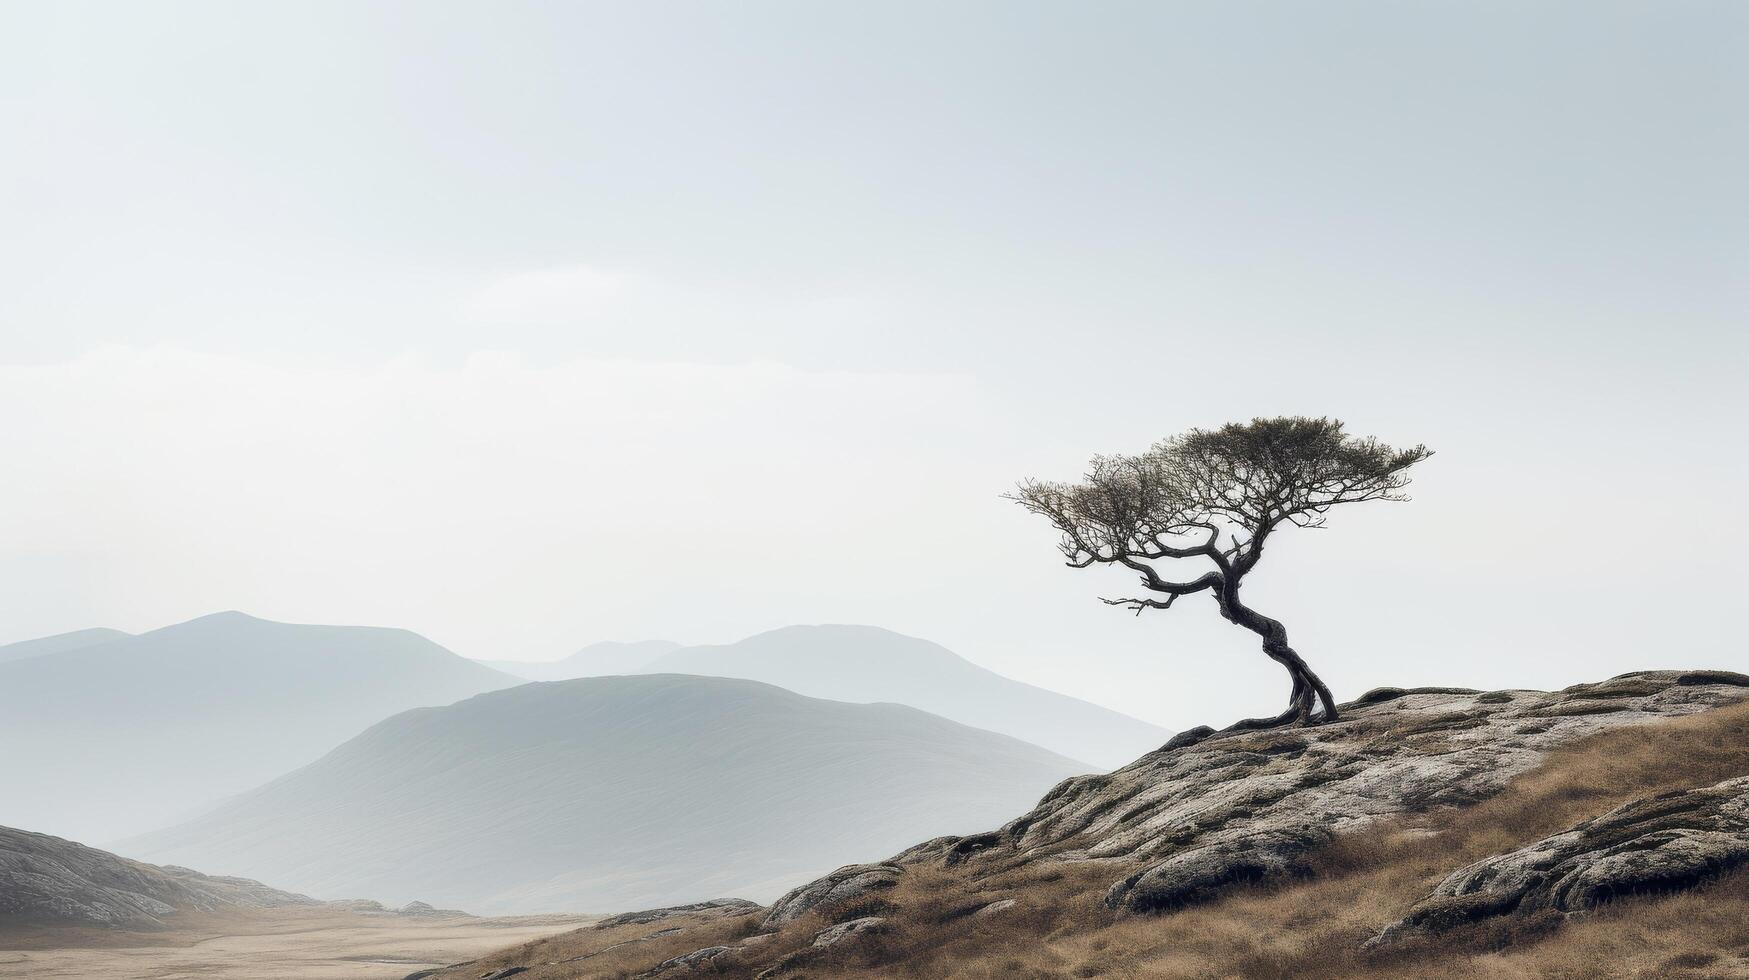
[147,610,273,637]
[123,672,1085,915]
[193,609,263,623]
[0,613,517,844]
[641,627,1167,767]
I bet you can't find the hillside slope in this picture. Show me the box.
[439,669,1749,979]
[640,625,1168,768]
[122,674,1087,915]
[0,626,129,665]
[0,612,518,843]
[0,825,319,928]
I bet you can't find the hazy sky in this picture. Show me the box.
[3,1,1745,728]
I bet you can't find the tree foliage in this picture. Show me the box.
[1012,416,1431,725]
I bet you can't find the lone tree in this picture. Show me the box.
[1012,417,1430,726]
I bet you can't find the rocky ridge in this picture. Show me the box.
[771,669,1749,924]
[419,669,1749,979]
[1372,772,1749,946]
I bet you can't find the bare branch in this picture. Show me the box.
[1100,595,1180,616]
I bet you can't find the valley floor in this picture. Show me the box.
[0,908,591,980]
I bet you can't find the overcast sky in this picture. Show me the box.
[3,1,1745,729]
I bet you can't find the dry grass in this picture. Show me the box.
[438,912,765,979]
[522,700,1749,979]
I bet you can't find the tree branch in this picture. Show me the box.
[1100,595,1179,615]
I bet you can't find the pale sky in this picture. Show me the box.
[3,1,1745,729]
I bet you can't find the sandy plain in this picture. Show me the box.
[0,908,592,980]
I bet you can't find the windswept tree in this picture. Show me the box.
[1012,417,1430,726]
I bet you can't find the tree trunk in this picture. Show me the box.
[1217,585,1339,726]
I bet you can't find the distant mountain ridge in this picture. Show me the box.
[473,625,1169,768]
[123,673,1088,915]
[477,639,682,680]
[0,611,518,844]
[641,625,1169,768]
[0,626,130,664]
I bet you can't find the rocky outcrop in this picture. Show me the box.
[1372,775,1749,945]
[809,914,888,948]
[639,945,734,976]
[752,916,890,978]
[0,826,319,928]
[770,671,1749,920]
[633,930,785,978]
[761,863,902,927]
[595,898,762,929]
[1105,824,1331,912]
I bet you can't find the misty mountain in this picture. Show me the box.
[475,639,681,681]
[0,611,517,845]
[0,626,130,664]
[638,625,1168,768]
[122,674,1086,915]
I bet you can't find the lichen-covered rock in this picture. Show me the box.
[810,915,888,948]
[638,945,733,976]
[1371,775,1749,946]
[751,916,889,978]
[872,671,1749,915]
[1105,825,1331,912]
[761,863,902,927]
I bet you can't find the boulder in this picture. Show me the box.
[752,917,891,978]
[762,863,902,927]
[1105,825,1331,913]
[810,915,888,948]
[639,945,733,976]
[1372,775,1749,946]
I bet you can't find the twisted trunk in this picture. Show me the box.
[1217,580,1338,726]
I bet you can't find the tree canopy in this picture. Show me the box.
[1013,417,1431,725]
